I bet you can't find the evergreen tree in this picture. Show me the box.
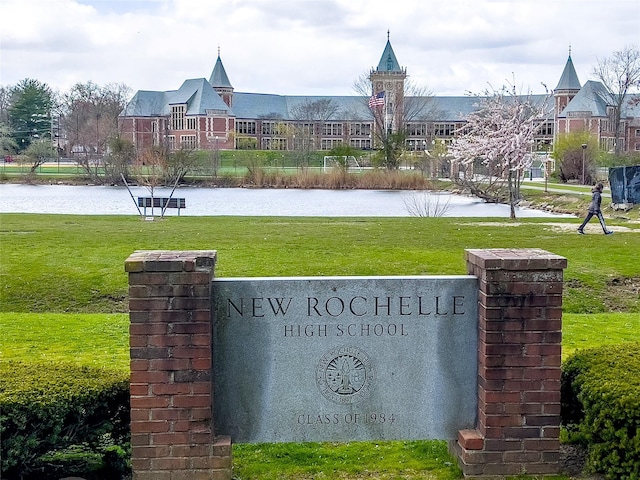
[8,79,54,151]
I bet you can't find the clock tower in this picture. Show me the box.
[369,32,407,135]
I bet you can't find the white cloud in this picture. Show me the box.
[1,0,638,98]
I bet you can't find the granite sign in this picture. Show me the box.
[212,276,478,443]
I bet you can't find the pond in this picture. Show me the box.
[0,184,567,217]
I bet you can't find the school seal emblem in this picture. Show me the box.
[316,346,374,404]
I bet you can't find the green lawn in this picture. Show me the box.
[2,311,637,369]
[1,212,638,480]
[2,310,636,480]
[1,214,638,314]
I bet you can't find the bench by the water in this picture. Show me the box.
[137,197,186,216]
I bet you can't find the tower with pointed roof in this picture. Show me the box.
[119,38,640,157]
[369,32,407,135]
[209,48,234,108]
[553,49,581,117]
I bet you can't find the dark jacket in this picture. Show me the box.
[588,188,602,214]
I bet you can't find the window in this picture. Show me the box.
[170,105,185,130]
[322,123,343,136]
[296,123,315,135]
[350,138,371,149]
[167,135,175,150]
[433,123,456,137]
[635,129,640,138]
[186,117,197,130]
[261,122,273,135]
[406,123,426,136]
[350,123,371,136]
[321,139,343,150]
[272,138,287,150]
[599,137,617,152]
[180,135,197,149]
[237,121,256,135]
[261,137,287,150]
[405,139,427,151]
[537,122,553,136]
[262,122,284,135]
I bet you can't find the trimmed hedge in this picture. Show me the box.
[561,342,640,479]
[0,360,130,479]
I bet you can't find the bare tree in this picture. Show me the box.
[60,81,131,181]
[104,136,136,184]
[23,138,56,173]
[165,147,197,184]
[449,84,552,219]
[0,85,11,125]
[289,98,339,168]
[0,123,18,157]
[592,45,640,156]
[402,190,452,217]
[132,148,166,216]
[402,78,438,123]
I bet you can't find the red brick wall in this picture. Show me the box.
[126,248,566,478]
[450,248,567,477]
[126,250,231,480]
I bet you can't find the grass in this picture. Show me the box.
[2,311,637,370]
[1,214,639,314]
[1,212,639,479]
[561,312,640,358]
[519,182,594,194]
[232,440,463,480]
[0,313,129,367]
[2,309,637,480]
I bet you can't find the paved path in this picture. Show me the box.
[520,182,611,198]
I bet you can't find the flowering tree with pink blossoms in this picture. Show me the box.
[449,84,552,219]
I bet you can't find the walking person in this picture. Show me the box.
[577,183,613,235]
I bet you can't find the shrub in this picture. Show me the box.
[561,343,640,479]
[0,360,130,479]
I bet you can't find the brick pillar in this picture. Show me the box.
[125,250,231,480]
[450,248,567,477]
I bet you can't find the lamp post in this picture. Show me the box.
[543,140,551,193]
[581,143,587,184]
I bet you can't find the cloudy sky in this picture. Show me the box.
[1,0,639,99]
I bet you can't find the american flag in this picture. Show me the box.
[368,91,385,108]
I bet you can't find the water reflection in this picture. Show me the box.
[0,184,566,217]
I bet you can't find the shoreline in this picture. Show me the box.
[1,176,585,217]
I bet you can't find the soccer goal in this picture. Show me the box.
[323,156,362,172]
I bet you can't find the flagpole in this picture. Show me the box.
[383,90,388,136]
